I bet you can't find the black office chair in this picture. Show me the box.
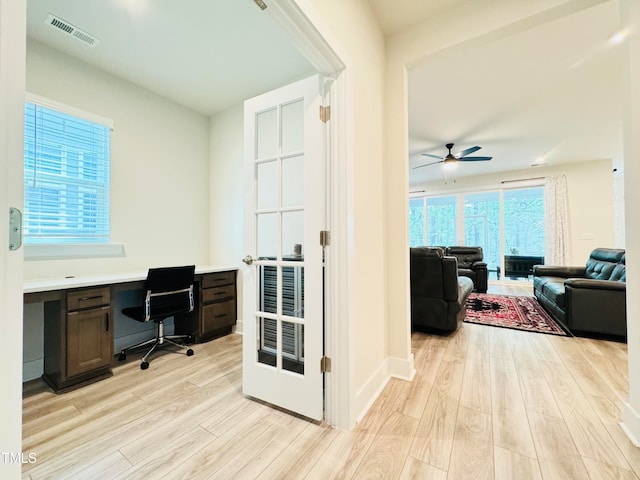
[118,265,196,370]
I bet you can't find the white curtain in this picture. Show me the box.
[544,175,570,265]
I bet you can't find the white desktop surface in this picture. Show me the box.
[24,264,237,294]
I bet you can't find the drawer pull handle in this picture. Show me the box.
[79,295,103,302]
[214,291,226,296]
[68,305,110,315]
[214,314,227,319]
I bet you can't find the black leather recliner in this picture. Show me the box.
[410,247,474,334]
[533,248,626,338]
[444,246,488,293]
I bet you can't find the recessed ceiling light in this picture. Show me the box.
[608,29,629,46]
[531,156,546,167]
[113,0,149,16]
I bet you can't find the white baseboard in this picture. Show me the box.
[388,353,416,381]
[355,361,389,423]
[622,402,640,446]
[23,359,43,382]
[354,353,416,424]
[233,319,243,334]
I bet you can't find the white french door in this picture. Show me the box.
[242,75,325,420]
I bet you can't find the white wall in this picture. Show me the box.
[24,39,211,279]
[415,159,616,265]
[209,104,245,329]
[23,39,211,380]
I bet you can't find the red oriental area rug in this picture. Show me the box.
[464,293,570,336]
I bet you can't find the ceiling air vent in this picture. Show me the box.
[44,14,99,47]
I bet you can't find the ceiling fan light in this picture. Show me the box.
[443,158,457,170]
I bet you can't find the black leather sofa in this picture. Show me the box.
[441,246,488,293]
[410,247,474,333]
[533,248,626,338]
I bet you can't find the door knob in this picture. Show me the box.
[242,255,256,265]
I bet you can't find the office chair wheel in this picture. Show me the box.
[140,361,149,370]
[187,348,194,356]
[118,351,126,361]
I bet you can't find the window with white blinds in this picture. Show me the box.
[23,100,111,244]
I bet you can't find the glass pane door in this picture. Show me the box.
[464,191,500,280]
[503,187,545,280]
[243,75,324,421]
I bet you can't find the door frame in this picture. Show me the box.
[0,0,26,476]
[265,0,349,428]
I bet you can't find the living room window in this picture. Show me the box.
[426,196,457,246]
[24,95,112,246]
[409,185,545,280]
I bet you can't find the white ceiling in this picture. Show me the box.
[27,1,625,188]
[26,0,315,116]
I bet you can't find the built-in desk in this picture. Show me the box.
[24,265,237,393]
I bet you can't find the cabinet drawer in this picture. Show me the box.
[202,285,235,304]
[67,287,111,311]
[202,271,235,288]
[202,300,236,331]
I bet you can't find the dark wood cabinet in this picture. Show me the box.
[43,287,113,393]
[199,271,237,341]
[66,305,112,378]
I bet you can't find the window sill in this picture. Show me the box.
[24,243,126,261]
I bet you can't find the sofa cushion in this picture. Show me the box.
[585,261,615,280]
[533,275,565,292]
[457,268,474,277]
[446,246,483,269]
[410,247,445,298]
[543,281,566,309]
[585,248,625,280]
[458,276,474,302]
[610,254,626,282]
[610,263,626,282]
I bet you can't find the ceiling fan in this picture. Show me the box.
[414,143,492,169]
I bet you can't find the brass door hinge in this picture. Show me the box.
[320,230,330,247]
[319,105,331,123]
[252,0,268,10]
[320,356,331,373]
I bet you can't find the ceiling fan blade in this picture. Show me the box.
[413,159,444,169]
[420,153,444,159]
[458,156,492,162]
[456,146,481,157]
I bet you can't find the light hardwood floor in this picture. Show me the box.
[22,283,640,479]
